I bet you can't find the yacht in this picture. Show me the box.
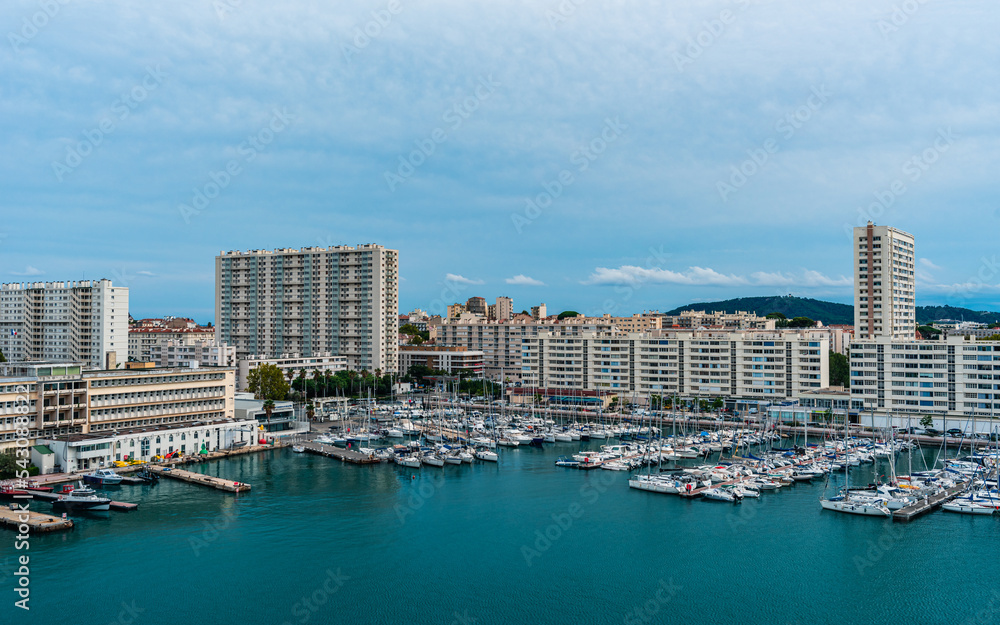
[820,494,891,517]
[52,485,112,511]
[474,449,499,462]
[82,468,123,486]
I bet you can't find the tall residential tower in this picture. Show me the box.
[0,279,129,370]
[215,245,399,372]
[854,222,915,340]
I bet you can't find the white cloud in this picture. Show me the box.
[136,270,157,276]
[9,265,44,277]
[505,274,545,286]
[919,258,943,271]
[582,266,851,288]
[445,273,484,286]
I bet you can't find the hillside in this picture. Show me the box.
[664,296,1000,327]
[914,306,1000,326]
[663,296,854,325]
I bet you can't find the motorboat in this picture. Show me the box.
[703,488,741,503]
[82,468,123,486]
[52,484,112,512]
[291,445,305,453]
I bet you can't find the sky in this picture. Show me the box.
[2,0,999,322]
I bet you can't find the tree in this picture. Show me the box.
[306,403,315,421]
[786,316,816,328]
[557,311,580,320]
[711,397,724,410]
[247,363,290,401]
[977,333,1000,342]
[765,312,786,320]
[829,351,849,387]
[262,399,275,433]
[312,369,323,398]
[0,349,5,363]
[920,415,934,429]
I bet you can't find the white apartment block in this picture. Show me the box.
[0,279,128,370]
[0,361,236,452]
[855,222,916,340]
[433,314,615,381]
[236,354,347,392]
[149,338,236,369]
[215,245,399,373]
[520,329,828,402]
[398,345,485,375]
[129,326,215,361]
[660,310,776,330]
[849,335,1000,421]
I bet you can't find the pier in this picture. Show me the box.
[23,489,140,511]
[146,467,251,492]
[892,482,969,523]
[300,442,381,464]
[0,506,74,533]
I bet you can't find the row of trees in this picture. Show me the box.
[765,312,816,328]
[247,364,402,403]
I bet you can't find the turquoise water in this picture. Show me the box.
[3,440,997,625]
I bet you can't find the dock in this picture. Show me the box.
[0,506,74,533]
[23,489,139,511]
[146,467,251,492]
[892,482,969,522]
[300,442,381,464]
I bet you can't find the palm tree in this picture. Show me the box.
[312,369,323,399]
[306,403,315,422]
[262,399,275,437]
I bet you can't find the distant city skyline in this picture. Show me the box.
[3,2,999,320]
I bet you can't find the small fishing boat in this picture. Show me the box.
[292,445,306,453]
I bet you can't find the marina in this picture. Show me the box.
[17,431,1000,625]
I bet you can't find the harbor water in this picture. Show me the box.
[4,439,996,624]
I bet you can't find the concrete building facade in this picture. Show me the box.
[0,279,128,370]
[854,222,916,340]
[215,244,399,372]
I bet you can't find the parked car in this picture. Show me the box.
[946,428,964,437]
[924,428,943,436]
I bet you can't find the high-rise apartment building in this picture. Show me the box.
[494,296,513,321]
[215,245,399,372]
[854,222,915,340]
[0,279,129,370]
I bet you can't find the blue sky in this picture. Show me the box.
[2,0,999,322]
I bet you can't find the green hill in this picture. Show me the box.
[664,296,1000,327]
[914,306,1000,326]
[664,296,854,325]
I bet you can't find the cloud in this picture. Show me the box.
[9,265,44,277]
[919,258,943,271]
[445,273,484,286]
[582,266,851,288]
[505,274,545,286]
[582,266,746,287]
[136,270,157,276]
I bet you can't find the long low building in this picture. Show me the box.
[40,418,259,473]
[236,354,347,391]
[398,345,484,376]
[520,329,829,403]
[0,361,236,453]
[850,334,1000,425]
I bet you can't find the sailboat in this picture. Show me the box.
[820,408,891,517]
